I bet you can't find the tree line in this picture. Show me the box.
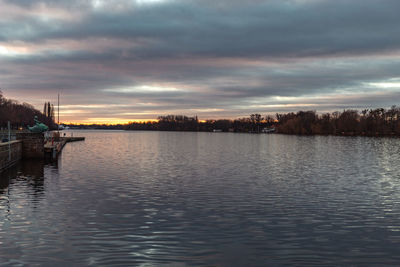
[124,107,400,136]
[66,124,124,130]
[124,114,275,132]
[0,91,56,129]
[276,107,400,135]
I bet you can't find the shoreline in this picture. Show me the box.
[65,128,400,138]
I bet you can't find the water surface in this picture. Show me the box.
[1,131,400,266]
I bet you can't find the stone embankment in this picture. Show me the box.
[0,132,84,173]
[0,140,22,172]
[16,132,45,158]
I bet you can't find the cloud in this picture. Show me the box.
[2,0,400,57]
[1,0,400,122]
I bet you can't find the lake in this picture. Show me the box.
[1,131,400,266]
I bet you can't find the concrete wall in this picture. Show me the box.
[0,141,22,172]
[16,132,44,159]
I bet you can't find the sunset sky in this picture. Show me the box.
[1,0,400,124]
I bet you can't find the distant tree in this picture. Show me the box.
[43,101,55,122]
[337,110,359,134]
[250,114,262,132]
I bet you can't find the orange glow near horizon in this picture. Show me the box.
[61,117,267,125]
[62,118,159,125]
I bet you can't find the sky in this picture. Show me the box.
[1,0,400,124]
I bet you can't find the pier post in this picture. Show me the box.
[8,121,11,161]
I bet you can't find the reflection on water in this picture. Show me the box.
[0,159,57,212]
[0,159,57,193]
[1,131,400,266]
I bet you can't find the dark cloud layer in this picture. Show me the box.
[3,0,400,57]
[1,0,400,122]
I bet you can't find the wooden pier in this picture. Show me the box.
[44,136,85,158]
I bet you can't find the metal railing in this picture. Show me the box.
[0,122,29,142]
[0,132,16,142]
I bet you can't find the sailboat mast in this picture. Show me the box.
[58,93,60,131]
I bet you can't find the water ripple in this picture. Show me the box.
[1,131,400,266]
